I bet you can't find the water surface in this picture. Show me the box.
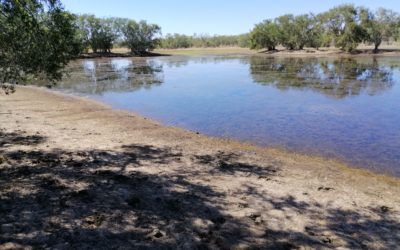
[55,55,400,176]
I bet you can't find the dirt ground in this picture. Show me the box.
[1,86,399,249]
[153,45,400,57]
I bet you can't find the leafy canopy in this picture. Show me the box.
[0,0,81,93]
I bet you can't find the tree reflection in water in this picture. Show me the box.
[250,57,396,98]
[58,58,164,94]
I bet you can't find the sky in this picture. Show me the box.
[61,0,400,36]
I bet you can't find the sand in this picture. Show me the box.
[1,86,399,249]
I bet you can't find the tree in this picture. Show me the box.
[0,0,81,93]
[359,7,383,53]
[275,14,298,50]
[321,5,366,52]
[292,14,317,50]
[161,33,192,49]
[375,8,399,43]
[306,15,326,49]
[122,20,161,55]
[76,15,117,53]
[249,20,280,50]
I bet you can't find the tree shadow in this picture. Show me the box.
[193,151,278,177]
[0,131,46,148]
[0,131,399,249]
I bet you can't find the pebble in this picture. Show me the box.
[152,229,164,238]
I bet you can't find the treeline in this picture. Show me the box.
[159,33,249,49]
[249,5,400,52]
[0,0,162,93]
[75,15,161,55]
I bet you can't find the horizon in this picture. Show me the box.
[61,0,400,36]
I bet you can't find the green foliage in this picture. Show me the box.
[161,34,192,49]
[375,8,399,42]
[322,5,367,52]
[0,0,81,92]
[159,33,249,49]
[76,15,118,53]
[250,4,399,53]
[275,14,298,50]
[249,20,279,50]
[359,8,383,52]
[122,20,161,55]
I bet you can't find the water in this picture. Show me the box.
[54,55,400,176]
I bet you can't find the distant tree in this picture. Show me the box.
[275,14,298,50]
[0,0,81,93]
[249,20,280,50]
[108,17,129,47]
[306,15,326,49]
[159,33,249,49]
[122,20,161,55]
[375,8,399,43]
[292,14,317,49]
[321,5,366,52]
[359,7,383,52]
[77,15,117,53]
[161,33,192,49]
[237,33,250,47]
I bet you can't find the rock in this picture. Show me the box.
[0,242,30,250]
[0,156,5,164]
[318,186,334,191]
[238,203,248,208]
[254,216,263,225]
[322,237,332,244]
[84,213,105,228]
[152,229,164,238]
[380,206,390,213]
[248,213,261,221]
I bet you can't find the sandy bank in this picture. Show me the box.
[0,86,399,249]
[154,46,400,58]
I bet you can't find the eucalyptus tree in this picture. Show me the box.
[249,20,280,50]
[293,14,321,49]
[77,15,117,53]
[0,0,81,93]
[320,5,366,52]
[375,8,400,43]
[122,20,161,55]
[275,14,298,50]
[359,7,383,52]
[161,33,192,49]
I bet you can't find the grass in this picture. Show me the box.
[103,43,400,57]
[153,47,255,56]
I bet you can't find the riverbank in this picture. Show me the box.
[1,86,399,249]
[154,46,400,57]
[78,46,400,59]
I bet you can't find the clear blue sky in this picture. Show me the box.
[61,0,400,35]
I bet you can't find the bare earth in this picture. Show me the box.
[1,86,399,249]
[153,45,400,57]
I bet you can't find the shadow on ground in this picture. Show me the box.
[0,131,399,249]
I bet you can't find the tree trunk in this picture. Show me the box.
[373,43,380,53]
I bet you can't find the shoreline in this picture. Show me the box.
[1,86,399,249]
[18,86,400,180]
[78,46,400,58]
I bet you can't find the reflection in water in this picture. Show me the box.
[58,58,164,95]
[54,56,400,176]
[250,57,395,98]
